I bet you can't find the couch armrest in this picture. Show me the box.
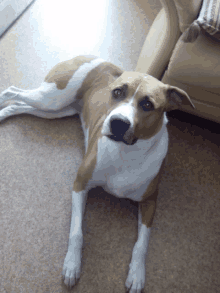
[174,0,202,33]
[135,0,181,79]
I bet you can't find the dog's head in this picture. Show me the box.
[101,72,195,145]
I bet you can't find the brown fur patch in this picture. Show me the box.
[131,75,168,140]
[134,110,164,140]
[139,157,166,227]
[73,114,106,192]
[81,63,123,134]
[44,56,96,90]
[73,63,123,192]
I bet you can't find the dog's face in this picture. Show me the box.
[101,72,195,145]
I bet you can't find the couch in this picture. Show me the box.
[136,0,220,124]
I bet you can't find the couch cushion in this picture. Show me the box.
[165,29,220,94]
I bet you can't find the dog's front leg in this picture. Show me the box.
[62,188,87,288]
[125,189,158,293]
[62,149,96,288]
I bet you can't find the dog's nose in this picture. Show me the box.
[110,115,131,136]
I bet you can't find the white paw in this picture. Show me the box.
[62,245,82,288]
[0,87,19,101]
[125,259,146,293]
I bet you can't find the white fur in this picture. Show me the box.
[125,204,151,292]
[0,101,78,121]
[91,114,168,202]
[80,115,90,153]
[101,99,136,136]
[62,189,87,287]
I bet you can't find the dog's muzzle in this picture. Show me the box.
[107,114,138,145]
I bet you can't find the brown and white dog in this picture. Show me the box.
[0,56,195,293]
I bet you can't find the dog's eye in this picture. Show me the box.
[140,100,154,111]
[112,84,127,99]
[112,88,122,98]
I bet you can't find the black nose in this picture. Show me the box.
[110,115,131,137]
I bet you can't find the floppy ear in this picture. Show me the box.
[166,86,195,111]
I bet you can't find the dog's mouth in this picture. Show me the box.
[107,135,138,145]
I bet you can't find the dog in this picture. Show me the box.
[0,56,195,293]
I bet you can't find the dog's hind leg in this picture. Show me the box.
[0,57,105,113]
[0,101,78,122]
[0,84,79,112]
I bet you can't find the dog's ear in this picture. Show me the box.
[166,85,195,111]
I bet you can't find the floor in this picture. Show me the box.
[0,0,161,93]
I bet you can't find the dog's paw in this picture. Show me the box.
[62,245,82,288]
[0,102,27,122]
[0,86,19,103]
[125,259,146,293]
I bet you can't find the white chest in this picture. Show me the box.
[87,126,169,202]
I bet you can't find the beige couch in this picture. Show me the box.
[136,0,220,123]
